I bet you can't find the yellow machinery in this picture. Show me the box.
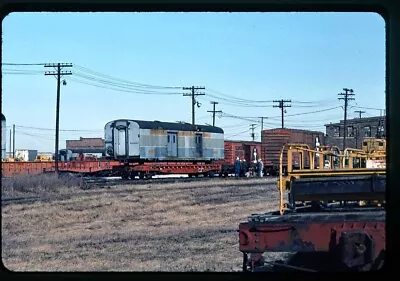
[362,138,386,154]
[278,143,386,215]
[2,157,15,162]
[35,154,54,162]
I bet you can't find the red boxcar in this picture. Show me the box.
[261,128,325,175]
[222,140,262,176]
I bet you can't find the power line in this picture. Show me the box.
[15,125,102,132]
[338,88,355,151]
[2,62,46,66]
[225,129,252,138]
[74,64,182,90]
[68,77,182,95]
[183,86,205,125]
[207,88,336,105]
[352,105,384,111]
[72,72,182,94]
[3,62,184,92]
[273,99,291,128]
[291,99,336,104]
[220,106,342,126]
[271,106,342,118]
[207,88,274,103]
[2,68,43,73]
[2,71,43,75]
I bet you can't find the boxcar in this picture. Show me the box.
[104,119,224,162]
[261,128,325,175]
[221,140,262,176]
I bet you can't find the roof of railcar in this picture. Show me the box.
[106,119,224,134]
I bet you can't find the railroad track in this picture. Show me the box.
[81,175,262,189]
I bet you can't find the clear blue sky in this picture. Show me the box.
[1,12,385,153]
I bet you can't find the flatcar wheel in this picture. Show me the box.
[139,172,145,180]
[242,253,249,272]
[285,252,332,271]
[121,171,130,180]
[129,171,137,180]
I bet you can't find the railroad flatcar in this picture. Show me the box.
[104,119,224,162]
[261,128,325,175]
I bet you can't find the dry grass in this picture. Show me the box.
[1,173,82,199]
[2,176,281,272]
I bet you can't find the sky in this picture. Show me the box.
[1,12,385,153]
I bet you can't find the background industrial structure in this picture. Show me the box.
[66,137,105,158]
[325,115,386,150]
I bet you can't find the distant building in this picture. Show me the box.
[325,115,386,150]
[66,137,105,156]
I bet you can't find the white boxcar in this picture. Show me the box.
[104,119,224,161]
[15,149,38,161]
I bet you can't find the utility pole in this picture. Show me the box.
[207,101,222,126]
[273,99,291,128]
[9,129,11,158]
[354,110,365,118]
[259,116,268,142]
[183,86,205,125]
[355,128,359,149]
[250,124,257,141]
[45,63,73,175]
[12,124,15,158]
[338,88,355,151]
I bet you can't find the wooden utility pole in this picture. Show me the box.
[9,128,11,158]
[259,116,268,142]
[207,101,222,126]
[183,86,205,125]
[12,124,15,158]
[44,63,73,175]
[354,110,365,118]
[273,100,291,128]
[250,124,257,141]
[338,88,355,151]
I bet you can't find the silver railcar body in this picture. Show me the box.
[104,119,224,161]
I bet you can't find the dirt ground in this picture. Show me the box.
[2,176,282,272]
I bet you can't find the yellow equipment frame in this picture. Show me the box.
[278,144,386,215]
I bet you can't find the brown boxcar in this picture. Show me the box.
[222,140,262,176]
[261,128,325,175]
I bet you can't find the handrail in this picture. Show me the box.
[278,143,386,215]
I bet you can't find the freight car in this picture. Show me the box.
[261,128,325,176]
[221,140,262,177]
[104,119,224,162]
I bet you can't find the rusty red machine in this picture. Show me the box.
[238,143,386,272]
